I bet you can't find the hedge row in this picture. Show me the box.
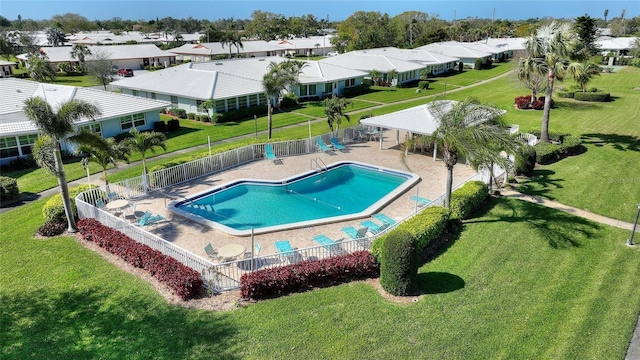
[342,84,370,97]
[0,176,19,202]
[42,184,94,223]
[77,218,204,300]
[574,92,610,102]
[534,135,583,164]
[449,181,489,220]
[239,251,379,300]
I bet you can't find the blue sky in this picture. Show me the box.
[1,0,638,22]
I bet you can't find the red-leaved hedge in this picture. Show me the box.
[77,218,204,300]
[239,251,379,300]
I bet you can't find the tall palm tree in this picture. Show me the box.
[324,95,352,136]
[521,21,577,142]
[122,128,166,178]
[70,129,130,186]
[262,61,298,139]
[70,44,91,68]
[23,97,101,232]
[401,98,514,209]
[220,30,243,59]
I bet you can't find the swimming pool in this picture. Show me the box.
[168,161,420,236]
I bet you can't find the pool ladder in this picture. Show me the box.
[311,157,327,172]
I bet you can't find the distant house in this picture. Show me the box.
[416,41,494,68]
[111,57,367,115]
[475,38,527,59]
[596,36,639,56]
[0,78,169,165]
[268,35,335,57]
[0,60,17,77]
[168,41,285,61]
[17,44,176,70]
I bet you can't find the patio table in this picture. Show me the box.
[218,244,245,260]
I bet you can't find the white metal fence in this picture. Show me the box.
[75,125,508,292]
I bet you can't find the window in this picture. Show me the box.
[299,84,317,97]
[170,95,178,107]
[150,92,156,100]
[18,134,38,155]
[308,84,316,96]
[324,83,332,93]
[299,85,307,97]
[0,137,18,158]
[346,78,356,87]
[258,93,266,105]
[238,96,247,108]
[132,90,138,97]
[79,123,102,136]
[249,94,258,106]
[215,99,226,112]
[120,113,146,130]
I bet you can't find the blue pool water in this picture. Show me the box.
[169,161,419,236]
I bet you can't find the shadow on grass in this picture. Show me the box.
[514,169,564,200]
[580,133,640,152]
[413,272,465,294]
[163,126,200,140]
[466,197,602,249]
[0,289,239,359]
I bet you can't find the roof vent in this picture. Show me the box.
[215,62,223,65]
[259,58,265,61]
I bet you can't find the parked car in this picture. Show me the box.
[118,68,134,77]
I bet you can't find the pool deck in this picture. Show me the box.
[126,133,478,260]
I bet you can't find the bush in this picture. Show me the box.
[533,134,584,164]
[153,121,166,132]
[342,83,370,97]
[77,218,204,300]
[168,108,187,118]
[573,92,610,102]
[1,156,36,172]
[556,91,575,98]
[167,119,180,131]
[197,114,210,122]
[187,112,196,120]
[379,229,418,296]
[0,176,19,202]
[216,105,268,124]
[449,181,489,220]
[239,251,379,300]
[474,58,483,70]
[514,144,537,177]
[280,93,299,108]
[210,113,224,124]
[516,98,531,109]
[418,80,430,90]
[534,142,561,164]
[37,221,67,237]
[42,184,93,223]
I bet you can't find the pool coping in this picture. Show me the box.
[167,160,420,236]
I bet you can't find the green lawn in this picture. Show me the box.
[3,197,639,359]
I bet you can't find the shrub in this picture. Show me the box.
[516,98,531,109]
[574,92,610,102]
[556,91,575,98]
[42,184,93,223]
[239,251,379,300]
[216,105,268,123]
[531,99,544,110]
[280,93,299,108]
[379,229,418,296]
[537,96,554,108]
[168,108,187,118]
[534,142,562,164]
[342,83,370,97]
[449,181,489,220]
[210,113,224,124]
[197,114,210,122]
[187,112,195,120]
[418,80,430,89]
[77,218,204,300]
[153,121,166,132]
[37,221,67,237]
[0,176,19,202]
[474,58,483,70]
[514,144,537,177]
[561,135,583,155]
[167,119,180,131]
[2,155,36,172]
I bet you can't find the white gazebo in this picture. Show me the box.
[359,100,506,160]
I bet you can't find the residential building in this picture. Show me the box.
[168,41,285,61]
[416,41,495,68]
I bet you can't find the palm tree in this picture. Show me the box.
[23,97,101,232]
[122,128,166,178]
[27,55,56,82]
[70,129,130,186]
[401,98,514,209]
[567,61,601,92]
[70,44,91,67]
[522,21,577,142]
[324,95,352,136]
[262,61,298,139]
[386,69,399,86]
[369,69,381,86]
[220,30,242,59]
[516,56,547,103]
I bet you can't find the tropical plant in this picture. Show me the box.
[27,55,56,82]
[70,43,91,67]
[46,27,66,47]
[262,61,298,139]
[369,69,381,85]
[324,95,352,136]
[70,129,130,186]
[520,21,578,142]
[23,97,101,232]
[121,128,167,179]
[387,69,398,85]
[515,56,547,103]
[401,98,513,209]
[221,30,243,59]
[566,61,601,92]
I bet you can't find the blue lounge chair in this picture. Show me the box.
[137,211,166,228]
[360,220,389,235]
[373,213,396,225]
[275,240,294,254]
[341,226,369,239]
[265,144,281,164]
[95,198,105,208]
[410,195,432,207]
[330,138,346,150]
[316,137,333,153]
[313,234,346,255]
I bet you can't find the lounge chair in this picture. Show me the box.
[275,240,297,263]
[204,242,218,260]
[330,138,346,150]
[265,144,281,164]
[360,220,389,235]
[373,213,396,225]
[341,226,369,239]
[316,137,333,153]
[137,211,166,228]
[313,234,346,255]
[410,195,432,207]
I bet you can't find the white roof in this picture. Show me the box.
[68,31,167,45]
[21,44,173,63]
[477,38,527,51]
[0,78,170,136]
[319,50,425,72]
[360,100,506,135]
[111,57,367,100]
[268,35,335,49]
[595,37,638,50]
[169,41,284,56]
[416,42,493,59]
[354,47,459,66]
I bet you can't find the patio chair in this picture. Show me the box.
[123,202,138,222]
[361,220,389,235]
[341,226,369,240]
[313,234,346,255]
[107,192,118,202]
[316,137,333,153]
[373,213,396,225]
[137,211,166,228]
[95,198,105,209]
[330,138,346,150]
[265,144,282,164]
[410,195,432,207]
[204,242,219,260]
[275,240,296,263]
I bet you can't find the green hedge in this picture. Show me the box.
[343,84,370,97]
[573,92,610,102]
[556,91,575,98]
[0,176,19,202]
[450,181,489,220]
[379,229,418,296]
[534,135,583,164]
[42,184,94,223]
[418,80,430,89]
[514,144,537,177]
[217,105,268,123]
[168,108,187,118]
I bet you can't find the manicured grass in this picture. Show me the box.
[3,197,639,359]
[292,99,375,117]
